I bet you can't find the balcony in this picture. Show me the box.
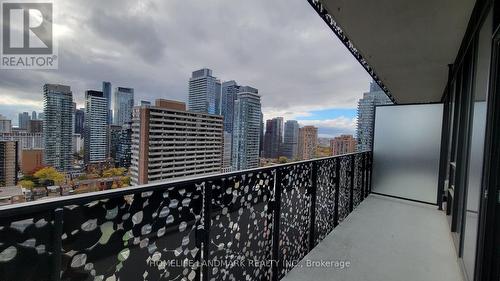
[0,151,462,281]
[1,0,498,280]
[282,194,462,281]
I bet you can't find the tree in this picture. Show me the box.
[278,156,289,164]
[19,180,35,189]
[77,174,88,181]
[121,176,131,187]
[103,167,126,178]
[34,167,65,185]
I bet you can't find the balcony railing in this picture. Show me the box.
[0,151,372,281]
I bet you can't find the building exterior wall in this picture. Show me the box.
[0,132,43,150]
[155,99,186,111]
[331,134,357,156]
[18,112,30,130]
[84,90,108,164]
[232,92,262,170]
[73,134,83,154]
[117,123,132,168]
[356,82,392,151]
[0,141,18,187]
[109,125,122,166]
[74,109,85,135]
[43,84,73,171]
[21,149,43,175]
[221,80,239,134]
[222,131,232,173]
[0,115,12,133]
[298,126,318,160]
[188,68,221,114]
[102,81,112,124]
[263,117,284,159]
[283,120,299,160]
[113,87,134,126]
[28,120,43,133]
[130,106,150,185]
[131,101,223,185]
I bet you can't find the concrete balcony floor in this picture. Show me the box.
[283,194,463,281]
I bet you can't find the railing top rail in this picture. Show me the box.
[0,151,371,218]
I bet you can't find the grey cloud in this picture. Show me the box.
[0,0,371,133]
[87,9,166,63]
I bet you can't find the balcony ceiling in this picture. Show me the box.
[319,0,475,104]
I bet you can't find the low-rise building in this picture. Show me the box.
[330,135,357,156]
[21,148,44,175]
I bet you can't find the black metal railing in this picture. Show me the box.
[0,151,372,281]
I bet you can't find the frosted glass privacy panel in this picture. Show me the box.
[372,104,443,204]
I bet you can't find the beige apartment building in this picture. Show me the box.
[330,134,357,156]
[298,126,318,160]
[130,99,223,185]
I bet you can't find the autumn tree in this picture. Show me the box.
[19,180,35,189]
[278,156,289,164]
[34,167,65,185]
[103,167,127,178]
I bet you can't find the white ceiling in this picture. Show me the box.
[319,0,476,103]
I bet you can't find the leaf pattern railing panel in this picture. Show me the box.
[277,163,313,279]
[0,152,372,281]
[208,170,275,281]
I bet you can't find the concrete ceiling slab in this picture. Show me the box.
[319,0,475,103]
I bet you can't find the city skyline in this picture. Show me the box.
[0,0,370,138]
[1,78,361,138]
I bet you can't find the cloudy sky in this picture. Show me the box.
[0,0,372,137]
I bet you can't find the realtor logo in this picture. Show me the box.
[1,0,58,69]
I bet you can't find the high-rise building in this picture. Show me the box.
[72,102,76,138]
[0,115,12,133]
[283,120,300,160]
[27,120,43,133]
[31,111,37,120]
[330,135,357,156]
[188,68,221,114]
[140,100,151,106]
[263,117,284,159]
[43,84,73,171]
[74,108,85,135]
[117,123,132,169]
[102,81,112,124]
[84,90,108,165]
[109,125,122,167]
[232,91,262,170]
[0,141,18,187]
[222,132,232,173]
[112,87,135,126]
[38,113,45,120]
[220,81,257,134]
[298,126,318,160]
[18,112,30,129]
[356,81,392,151]
[73,134,83,154]
[220,82,258,167]
[131,99,223,185]
[0,131,43,150]
[260,113,264,157]
[221,80,239,133]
